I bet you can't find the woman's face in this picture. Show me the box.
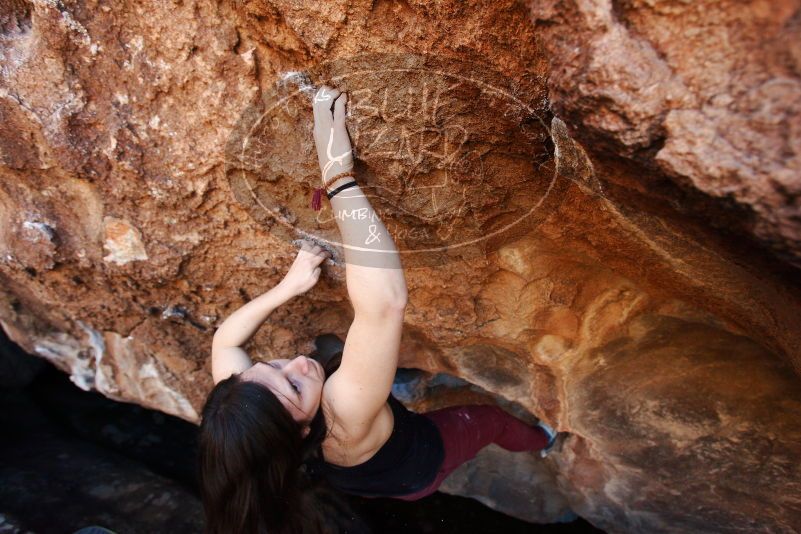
[240,356,325,435]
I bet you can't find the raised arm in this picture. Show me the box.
[312,85,408,437]
[210,241,330,384]
[312,85,408,310]
[210,284,289,384]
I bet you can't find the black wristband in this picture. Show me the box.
[327,180,358,200]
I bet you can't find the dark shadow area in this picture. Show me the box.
[0,328,603,533]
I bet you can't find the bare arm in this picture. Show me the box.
[313,86,408,312]
[211,242,330,384]
[212,283,296,349]
[312,85,408,435]
[211,284,293,383]
[330,182,408,311]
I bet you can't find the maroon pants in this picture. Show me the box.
[392,404,550,501]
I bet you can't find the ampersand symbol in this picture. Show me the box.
[365,224,381,245]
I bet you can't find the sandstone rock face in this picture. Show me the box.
[1,0,800,532]
[529,0,801,271]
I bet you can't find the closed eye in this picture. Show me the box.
[267,361,301,397]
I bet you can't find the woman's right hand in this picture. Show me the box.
[279,239,331,297]
[313,85,354,183]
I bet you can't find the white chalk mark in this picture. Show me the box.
[22,220,56,242]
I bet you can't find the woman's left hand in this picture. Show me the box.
[313,85,353,182]
[279,240,331,297]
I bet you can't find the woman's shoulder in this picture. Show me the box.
[320,376,393,433]
[320,383,394,437]
[320,392,394,467]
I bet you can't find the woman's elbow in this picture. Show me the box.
[391,292,408,310]
[381,283,407,310]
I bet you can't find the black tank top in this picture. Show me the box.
[304,393,445,497]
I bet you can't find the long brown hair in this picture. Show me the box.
[197,350,370,533]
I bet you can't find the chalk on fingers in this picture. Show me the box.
[291,238,342,265]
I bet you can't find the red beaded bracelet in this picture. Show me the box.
[311,171,356,211]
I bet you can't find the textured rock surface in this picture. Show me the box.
[529,0,801,270]
[1,0,800,532]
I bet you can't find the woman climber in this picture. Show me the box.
[197,85,561,534]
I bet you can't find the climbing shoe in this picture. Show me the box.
[536,421,558,458]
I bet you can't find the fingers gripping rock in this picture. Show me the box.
[291,238,342,266]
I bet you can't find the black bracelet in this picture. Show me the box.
[327,180,358,200]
